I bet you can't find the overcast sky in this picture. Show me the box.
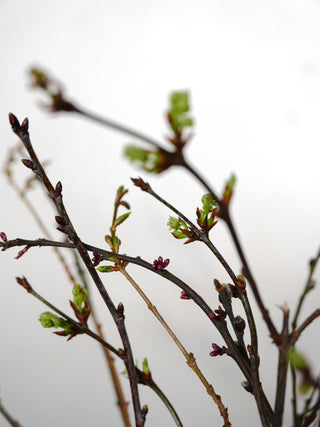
[1,1,320,426]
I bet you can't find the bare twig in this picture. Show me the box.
[0,400,22,427]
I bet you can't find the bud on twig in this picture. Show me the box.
[234,315,246,334]
[55,216,67,226]
[55,181,62,193]
[16,276,33,293]
[21,159,35,170]
[117,302,124,317]
[8,113,20,132]
[21,117,29,134]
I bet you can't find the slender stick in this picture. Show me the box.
[291,248,320,331]
[3,148,131,427]
[8,114,146,427]
[181,159,279,341]
[120,268,231,426]
[16,276,183,427]
[0,401,22,427]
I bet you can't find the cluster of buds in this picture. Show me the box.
[180,290,191,300]
[209,343,226,357]
[0,232,7,243]
[92,252,101,267]
[152,256,170,271]
[209,305,227,321]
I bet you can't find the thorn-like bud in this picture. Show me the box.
[55,216,67,226]
[21,117,29,133]
[16,276,33,292]
[117,302,124,317]
[142,405,148,415]
[8,113,20,132]
[131,177,151,192]
[55,181,62,193]
[21,159,35,170]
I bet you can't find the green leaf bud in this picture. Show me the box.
[72,285,88,312]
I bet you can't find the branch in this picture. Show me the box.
[8,113,146,427]
[0,400,23,427]
[15,276,183,427]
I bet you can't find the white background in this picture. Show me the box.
[1,1,320,426]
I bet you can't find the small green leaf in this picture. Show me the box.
[97,265,117,273]
[39,312,70,331]
[167,216,181,230]
[289,347,309,370]
[201,194,217,215]
[115,212,131,227]
[72,285,88,312]
[124,145,163,173]
[224,174,236,198]
[142,358,150,376]
[169,92,193,132]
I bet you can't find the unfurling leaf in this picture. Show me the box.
[39,312,70,334]
[72,285,88,312]
[169,92,193,132]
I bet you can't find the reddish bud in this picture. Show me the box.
[55,216,67,226]
[56,227,68,235]
[15,246,30,259]
[180,290,190,300]
[55,181,62,192]
[152,256,170,271]
[209,343,225,357]
[92,252,101,267]
[0,232,7,242]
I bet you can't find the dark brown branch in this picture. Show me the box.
[8,113,146,427]
[291,248,320,331]
[181,159,279,342]
[274,305,290,427]
[0,400,22,427]
[16,276,183,427]
[290,309,320,346]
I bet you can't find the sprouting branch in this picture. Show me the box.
[15,276,183,427]
[8,113,146,427]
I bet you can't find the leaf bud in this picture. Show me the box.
[21,117,29,133]
[55,216,67,226]
[234,315,246,334]
[117,302,124,317]
[55,181,62,193]
[21,159,35,170]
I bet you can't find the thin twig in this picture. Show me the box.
[291,248,320,331]
[16,276,182,427]
[8,114,146,427]
[0,400,22,427]
[120,268,231,426]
